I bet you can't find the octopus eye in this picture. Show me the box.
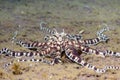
[44,36,49,41]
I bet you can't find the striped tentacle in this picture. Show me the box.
[11,23,51,50]
[4,57,62,68]
[65,47,119,73]
[0,48,43,57]
[40,22,84,41]
[17,57,61,64]
[4,58,49,68]
[15,40,53,51]
[40,22,56,35]
[76,26,109,46]
[0,44,61,58]
[11,29,38,50]
[104,65,120,70]
[65,47,105,73]
[16,40,40,48]
[66,39,105,57]
[78,37,103,46]
[78,28,109,46]
[104,50,120,57]
[77,44,105,57]
[40,22,59,42]
[97,25,109,36]
[97,26,109,43]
